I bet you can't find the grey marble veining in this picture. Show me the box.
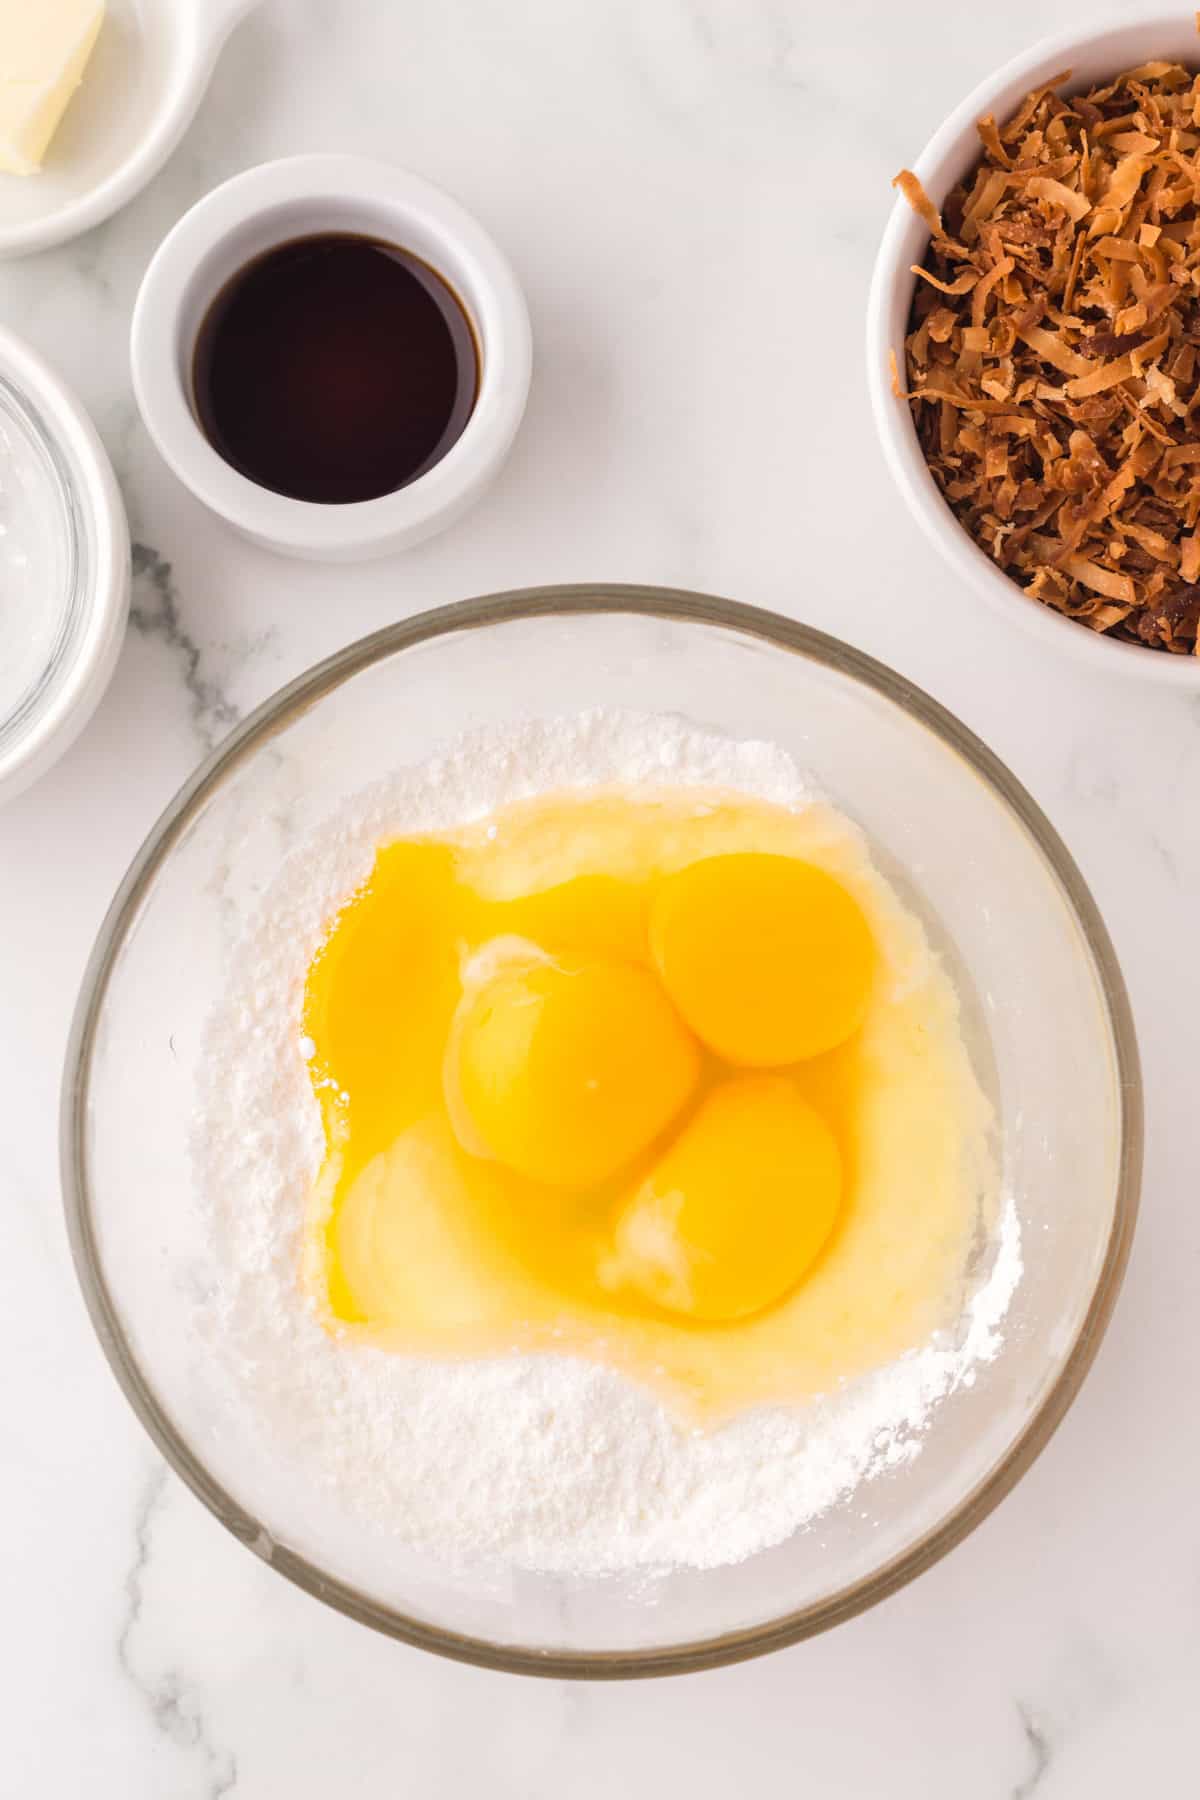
[1,1,1197,1795]
[1013,1703,1052,1799]
[129,544,240,753]
[117,1469,239,1800]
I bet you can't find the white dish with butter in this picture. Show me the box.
[0,0,259,259]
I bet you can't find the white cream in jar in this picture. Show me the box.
[0,326,128,805]
[0,380,74,731]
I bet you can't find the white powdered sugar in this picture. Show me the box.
[195,710,1020,1578]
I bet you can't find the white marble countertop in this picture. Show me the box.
[3,0,1197,1792]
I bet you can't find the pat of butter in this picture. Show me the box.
[0,0,104,176]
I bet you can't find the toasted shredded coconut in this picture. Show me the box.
[895,44,1200,654]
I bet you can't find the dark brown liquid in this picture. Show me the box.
[192,234,478,505]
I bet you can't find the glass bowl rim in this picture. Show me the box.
[60,584,1142,1679]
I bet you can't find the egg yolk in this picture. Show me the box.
[448,955,700,1188]
[649,852,875,1065]
[609,1076,842,1321]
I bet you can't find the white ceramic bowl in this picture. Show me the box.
[0,325,129,806]
[131,155,533,561]
[867,11,1200,685]
[0,0,259,260]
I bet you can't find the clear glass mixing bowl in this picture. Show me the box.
[62,589,1140,1676]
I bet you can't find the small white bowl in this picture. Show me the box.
[867,11,1200,684]
[0,325,130,806]
[131,155,533,562]
[0,0,260,261]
